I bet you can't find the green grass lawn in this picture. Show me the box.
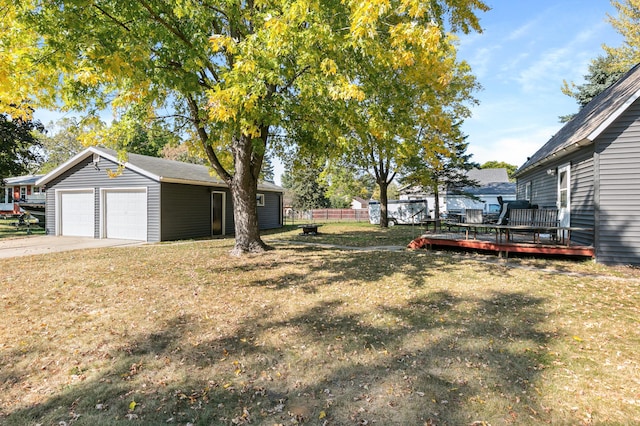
[1,223,639,425]
[0,217,46,239]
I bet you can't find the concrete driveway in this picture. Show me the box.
[0,236,145,259]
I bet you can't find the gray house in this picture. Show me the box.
[445,168,516,214]
[36,146,283,242]
[514,63,640,265]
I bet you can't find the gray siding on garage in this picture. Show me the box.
[258,191,283,230]
[43,156,161,241]
[43,150,283,242]
[160,183,219,240]
[221,190,283,235]
[594,99,640,265]
[160,185,282,240]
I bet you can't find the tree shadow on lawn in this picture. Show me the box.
[3,288,553,425]
[246,245,517,293]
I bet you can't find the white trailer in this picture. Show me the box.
[369,199,429,225]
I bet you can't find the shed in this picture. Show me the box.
[514,63,640,265]
[36,146,284,242]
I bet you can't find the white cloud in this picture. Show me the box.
[467,46,498,78]
[505,18,537,41]
[468,124,562,167]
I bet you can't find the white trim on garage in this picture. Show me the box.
[100,187,148,241]
[55,189,96,237]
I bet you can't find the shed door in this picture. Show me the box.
[211,191,225,236]
[60,191,95,237]
[104,189,147,241]
[557,163,571,238]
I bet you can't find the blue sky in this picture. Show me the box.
[459,0,623,167]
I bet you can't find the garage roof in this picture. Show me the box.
[36,146,283,192]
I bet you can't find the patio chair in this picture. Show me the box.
[462,209,484,239]
[465,209,483,224]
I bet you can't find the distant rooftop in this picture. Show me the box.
[466,168,510,185]
[3,175,44,186]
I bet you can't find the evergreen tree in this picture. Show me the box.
[401,123,478,228]
[560,54,627,122]
[281,159,329,211]
[321,161,375,208]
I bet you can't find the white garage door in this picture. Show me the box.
[60,191,95,237]
[104,189,147,241]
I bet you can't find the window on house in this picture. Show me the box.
[256,193,265,207]
[559,170,568,208]
[524,181,532,201]
[0,187,7,203]
[20,186,27,201]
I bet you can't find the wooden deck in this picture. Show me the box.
[408,227,595,259]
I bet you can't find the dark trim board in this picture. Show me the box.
[409,236,595,258]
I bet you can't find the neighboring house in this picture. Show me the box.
[36,146,284,242]
[400,168,516,217]
[514,63,640,265]
[351,197,369,210]
[0,175,45,215]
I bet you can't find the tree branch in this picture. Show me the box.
[92,4,132,32]
[186,95,232,183]
[138,0,220,82]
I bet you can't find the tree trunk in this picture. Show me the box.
[228,133,272,256]
[378,179,389,228]
[433,185,441,231]
[187,96,271,256]
[229,174,270,256]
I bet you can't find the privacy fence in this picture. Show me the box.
[283,208,369,224]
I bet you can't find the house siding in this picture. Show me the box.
[595,99,640,265]
[516,147,595,247]
[568,149,595,245]
[43,156,161,242]
[159,185,282,240]
[517,168,556,208]
[258,191,283,230]
[160,183,220,240]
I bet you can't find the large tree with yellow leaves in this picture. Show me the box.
[0,0,487,254]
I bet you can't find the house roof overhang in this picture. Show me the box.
[514,64,640,179]
[513,137,592,178]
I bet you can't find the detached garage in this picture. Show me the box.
[37,147,284,242]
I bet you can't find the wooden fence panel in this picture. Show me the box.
[283,208,369,223]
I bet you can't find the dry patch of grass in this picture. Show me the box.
[267,222,425,247]
[1,224,639,425]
